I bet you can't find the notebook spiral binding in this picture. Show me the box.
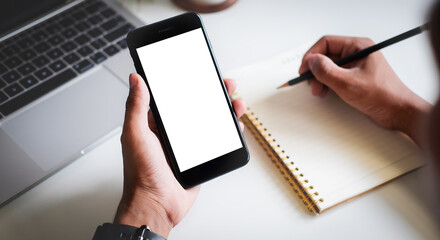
[240,106,324,214]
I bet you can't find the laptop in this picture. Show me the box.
[0,0,143,207]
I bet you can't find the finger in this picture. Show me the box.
[224,78,236,95]
[300,53,339,75]
[306,53,350,90]
[239,121,244,131]
[307,36,358,57]
[232,98,247,119]
[299,36,366,74]
[123,73,150,138]
[300,36,348,74]
[310,79,324,97]
[187,185,201,197]
[340,37,375,59]
[318,86,329,98]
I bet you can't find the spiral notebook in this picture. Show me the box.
[225,44,424,214]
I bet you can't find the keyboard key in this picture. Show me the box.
[61,28,78,38]
[47,48,64,59]
[49,60,67,72]
[31,26,44,35]
[0,63,7,75]
[60,41,78,52]
[48,34,65,45]
[4,83,24,97]
[101,16,125,31]
[19,49,37,61]
[32,30,48,41]
[17,63,36,75]
[46,23,62,34]
[0,69,77,116]
[4,56,23,68]
[88,15,103,25]
[101,8,116,18]
[19,76,39,89]
[103,45,119,56]
[78,46,93,57]
[104,23,134,42]
[63,53,80,64]
[73,59,94,73]
[116,39,127,49]
[75,21,91,32]
[32,55,50,67]
[90,51,107,63]
[2,44,20,56]
[35,68,53,80]
[72,10,87,20]
[0,79,6,89]
[0,91,8,104]
[59,16,75,27]
[34,42,51,53]
[2,70,21,84]
[18,37,34,49]
[91,38,106,49]
[87,28,103,38]
[74,34,90,45]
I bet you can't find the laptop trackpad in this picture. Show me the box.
[1,68,127,171]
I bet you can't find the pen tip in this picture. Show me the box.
[277,82,289,89]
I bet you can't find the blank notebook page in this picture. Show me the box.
[225,44,424,212]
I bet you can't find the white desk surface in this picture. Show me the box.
[1,0,440,239]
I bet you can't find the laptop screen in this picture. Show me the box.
[0,0,71,36]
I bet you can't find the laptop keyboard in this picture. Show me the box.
[0,0,134,119]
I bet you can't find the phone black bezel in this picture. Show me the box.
[126,12,249,188]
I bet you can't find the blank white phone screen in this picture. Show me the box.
[136,28,242,172]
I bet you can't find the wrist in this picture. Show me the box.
[114,189,173,238]
[391,94,432,146]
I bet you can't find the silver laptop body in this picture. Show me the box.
[0,0,143,207]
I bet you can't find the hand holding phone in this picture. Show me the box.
[115,73,247,238]
[126,13,249,188]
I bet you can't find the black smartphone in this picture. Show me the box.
[126,12,249,188]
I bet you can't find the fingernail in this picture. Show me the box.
[129,74,137,88]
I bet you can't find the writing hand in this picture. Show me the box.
[298,36,431,145]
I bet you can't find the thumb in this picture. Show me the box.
[123,73,150,135]
[307,54,348,89]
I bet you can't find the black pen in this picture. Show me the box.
[277,23,430,89]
